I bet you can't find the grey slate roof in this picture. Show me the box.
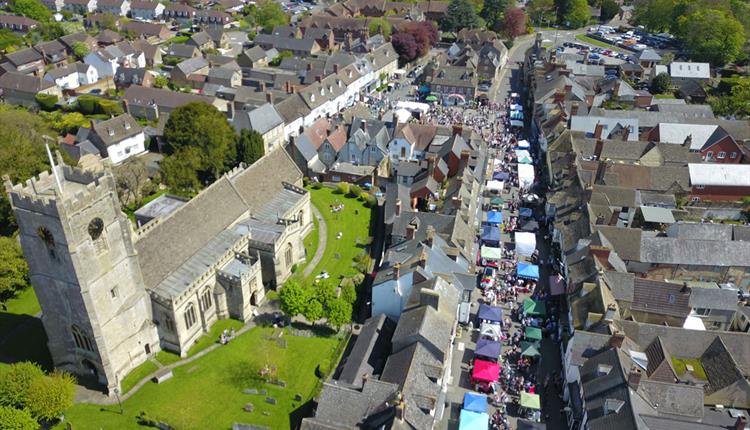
[688,286,739,311]
[337,314,396,388]
[301,379,399,429]
[175,56,208,75]
[391,305,452,360]
[234,102,284,135]
[91,113,142,147]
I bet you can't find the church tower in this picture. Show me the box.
[4,157,159,394]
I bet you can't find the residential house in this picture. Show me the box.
[3,48,45,76]
[96,0,129,15]
[338,118,390,174]
[688,163,750,202]
[206,28,229,50]
[253,34,322,57]
[389,123,439,163]
[0,15,38,32]
[688,285,738,331]
[637,49,661,69]
[0,72,62,107]
[194,10,230,27]
[316,125,347,169]
[129,0,164,20]
[171,57,209,87]
[187,31,214,51]
[121,21,171,42]
[34,40,68,67]
[233,102,286,154]
[43,62,98,89]
[477,39,508,81]
[59,32,98,56]
[62,0,97,15]
[649,123,745,162]
[97,29,124,46]
[123,85,219,120]
[163,3,196,25]
[85,12,123,29]
[237,46,270,68]
[87,113,146,164]
[669,62,710,81]
[132,40,162,67]
[84,42,145,77]
[165,43,200,60]
[40,0,63,10]
[206,66,241,88]
[114,67,152,89]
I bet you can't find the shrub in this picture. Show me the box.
[0,406,36,430]
[340,282,357,304]
[303,177,310,187]
[311,181,323,189]
[35,93,58,111]
[335,182,350,195]
[77,94,97,114]
[363,193,377,208]
[348,184,362,197]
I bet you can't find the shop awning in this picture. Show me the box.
[518,163,535,187]
[480,245,503,260]
[490,196,504,206]
[493,171,510,181]
[520,341,541,357]
[478,303,503,323]
[523,298,547,316]
[517,139,530,149]
[472,359,500,383]
[459,410,489,430]
[524,326,542,341]
[520,391,541,409]
[475,338,501,360]
[515,232,536,257]
[481,225,501,243]
[486,210,503,225]
[549,274,566,296]
[518,263,540,280]
[516,149,533,164]
[486,180,505,192]
[463,392,488,413]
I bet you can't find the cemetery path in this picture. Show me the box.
[303,206,327,278]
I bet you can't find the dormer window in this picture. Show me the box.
[107,128,114,136]
[328,85,333,92]
[310,94,315,102]
[337,79,342,87]
[319,88,324,96]
[124,122,131,130]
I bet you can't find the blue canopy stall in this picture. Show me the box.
[459,410,490,430]
[478,303,503,323]
[519,207,534,218]
[463,392,488,413]
[493,171,510,181]
[475,338,501,360]
[481,225,501,246]
[517,263,540,280]
[486,210,503,225]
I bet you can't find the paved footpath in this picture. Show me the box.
[303,205,328,278]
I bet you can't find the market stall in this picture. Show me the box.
[515,149,533,164]
[520,341,541,358]
[486,180,505,193]
[517,263,540,280]
[481,225,501,246]
[486,210,503,225]
[478,304,503,324]
[480,245,503,267]
[480,322,503,341]
[524,326,542,341]
[515,232,537,257]
[475,338,502,360]
[459,410,490,430]
[518,164,535,188]
[471,359,500,385]
[493,171,510,181]
[523,298,547,317]
[463,393,489,414]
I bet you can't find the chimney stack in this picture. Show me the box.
[426,225,435,247]
[570,102,579,117]
[406,223,416,240]
[459,150,471,171]
[395,396,405,422]
[393,263,401,280]
[594,122,604,140]
[594,139,604,160]
[418,248,428,268]
[360,119,366,132]
[628,368,642,390]
[333,63,339,73]
[316,75,322,83]
[553,91,565,103]
[621,126,630,141]
[609,332,625,349]
[395,198,401,217]
[452,124,462,136]
[259,81,266,92]
[266,91,273,104]
[735,416,747,430]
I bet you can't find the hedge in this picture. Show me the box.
[35,93,58,111]
[76,95,124,116]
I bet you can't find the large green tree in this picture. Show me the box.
[255,0,289,32]
[599,0,620,21]
[0,362,44,409]
[564,0,590,27]
[303,298,324,324]
[651,72,672,94]
[236,128,265,166]
[710,79,750,118]
[163,102,237,180]
[0,406,37,430]
[368,17,393,38]
[678,9,744,65]
[160,147,203,196]
[527,0,556,25]
[24,371,76,422]
[442,0,481,31]
[480,0,511,31]
[326,298,352,329]
[278,279,308,318]
[11,0,51,22]
[0,237,29,303]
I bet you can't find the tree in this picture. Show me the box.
[599,0,620,21]
[278,279,308,317]
[564,0,590,28]
[0,29,23,53]
[392,32,419,62]
[503,7,528,38]
[153,75,168,89]
[113,157,151,207]
[96,12,118,31]
[480,0,510,31]
[34,93,58,111]
[160,147,202,195]
[368,17,392,38]
[0,362,44,409]
[71,41,89,60]
[303,299,324,323]
[442,0,481,31]
[255,0,288,32]
[314,281,337,307]
[633,0,676,32]
[326,298,352,329]
[710,79,750,118]
[24,371,76,422]
[11,0,51,22]
[236,128,265,166]
[39,21,65,40]
[340,281,357,305]
[0,406,37,430]
[163,102,237,180]
[527,0,555,26]
[650,72,672,93]
[679,9,744,66]
[0,237,29,303]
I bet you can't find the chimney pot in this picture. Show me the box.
[393,263,401,280]
[406,223,416,240]
[266,91,273,104]
[628,368,642,390]
[594,122,604,140]
[609,332,625,349]
[395,198,402,216]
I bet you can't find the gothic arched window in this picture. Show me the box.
[71,325,94,352]
[88,218,104,240]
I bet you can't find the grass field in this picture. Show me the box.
[120,360,159,395]
[0,288,51,370]
[304,186,372,283]
[671,356,708,380]
[57,327,341,430]
[304,215,320,264]
[575,34,626,53]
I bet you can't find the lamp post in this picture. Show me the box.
[114,377,123,415]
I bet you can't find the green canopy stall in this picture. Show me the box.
[523,298,547,316]
[524,326,542,341]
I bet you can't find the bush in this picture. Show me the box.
[0,406,36,430]
[77,94,97,114]
[348,184,362,197]
[335,182,350,195]
[340,282,357,304]
[311,181,323,189]
[35,93,58,111]
[75,95,124,116]
[303,177,310,187]
[363,193,377,208]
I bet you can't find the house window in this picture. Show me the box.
[694,308,710,316]
[184,304,197,329]
[731,152,737,159]
[715,151,726,159]
[400,147,406,158]
[696,185,705,190]
[72,325,94,351]
[285,242,293,267]
[200,289,212,311]
[164,315,175,332]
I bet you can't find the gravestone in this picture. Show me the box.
[294,394,303,401]
[152,369,173,384]
[243,403,254,412]
[243,388,259,395]
[259,389,267,395]
[265,397,276,405]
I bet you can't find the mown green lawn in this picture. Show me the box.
[0,288,51,370]
[304,186,372,283]
[57,327,341,430]
[575,34,626,52]
[120,360,159,395]
[304,215,320,264]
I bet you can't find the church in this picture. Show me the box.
[4,149,313,394]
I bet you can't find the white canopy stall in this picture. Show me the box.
[515,232,537,257]
[518,164,535,188]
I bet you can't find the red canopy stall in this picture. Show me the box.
[471,359,500,385]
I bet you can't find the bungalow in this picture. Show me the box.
[43,62,98,89]
[233,102,286,154]
[0,72,62,107]
[253,34,321,57]
[237,46,271,68]
[129,0,164,20]
[688,163,750,202]
[96,29,124,46]
[165,43,200,60]
[96,0,129,15]
[88,114,146,164]
[3,48,45,76]
[0,15,38,33]
[62,0,97,15]
[121,21,171,42]
[34,39,68,66]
